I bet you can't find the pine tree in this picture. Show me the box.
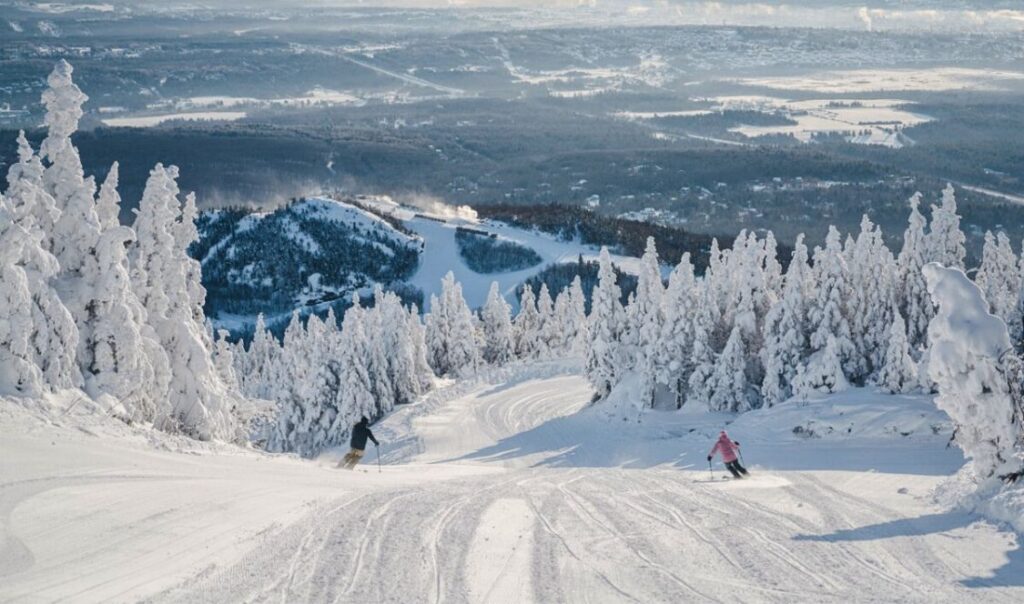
[807,226,855,378]
[514,284,540,360]
[687,281,719,408]
[707,326,752,412]
[213,329,239,391]
[628,237,665,407]
[426,272,480,376]
[927,183,967,270]
[975,231,1020,333]
[481,282,514,365]
[3,133,80,390]
[897,193,933,354]
[95,162,122,230]
[130,165,242,440]
[761,235,812,407]
[407,304,435,392]
[535,283,557,359]
[0,195,43,396]
[566,276,589,353]
[657,253,697,407]
[847,216,897,382]
[878,311,918,394]
[585,247,624,399]
[792,334,848,397]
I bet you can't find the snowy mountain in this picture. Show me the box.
[194,197,423,322]
[196,194,697,335]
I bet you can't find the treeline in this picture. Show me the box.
[477,203,728,274]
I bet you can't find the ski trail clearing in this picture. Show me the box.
[3,365,1024,603]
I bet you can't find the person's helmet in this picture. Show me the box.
[360,416,369,424]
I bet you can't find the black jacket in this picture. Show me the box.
[350,420,379,451]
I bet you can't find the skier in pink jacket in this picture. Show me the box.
[708,431,749,478]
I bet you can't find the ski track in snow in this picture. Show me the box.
[3,369,1024,603]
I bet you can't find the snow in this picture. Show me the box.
[100,112,247,128]
[730,67,1024,94]
[404,210,652,312]
[6,365,1024,602]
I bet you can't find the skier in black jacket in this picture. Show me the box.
[339,416,379,470]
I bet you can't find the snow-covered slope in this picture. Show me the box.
[4,366,1023,602]
[198,195,656,330]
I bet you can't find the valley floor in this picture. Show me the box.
[2,365,1023,603]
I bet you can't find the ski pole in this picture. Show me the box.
[708,458,713,479]
[376,443,382,473]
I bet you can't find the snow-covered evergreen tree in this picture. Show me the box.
[928,184,967,270]
[3,133,80,390]
[761,235,812,407]
[897,193,933,354]
[130,165,242,440]
[707,326,753,412]
[213,329,239,392]
[565,276,589,354]
[807,226,855,379]
[628,237,665,407]
[924,263,1022,480]
[792,334,848,398]
[95,163,121,231]
[975,231,1020,332]
[585,247,625,399]
[687,281,719,408]
[847,215,897,382]
[656,253,697,407]
[878,311,918,394]
[0,195,43,396]
[481,282,514,365]
[407,304,435,392]
[514,284,540,360]
[426,272,480,376]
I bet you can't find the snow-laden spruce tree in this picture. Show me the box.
[426,272,480,376]
[38,61,103,277]
[975,231,1021,335]
[78,220,171,420]
[707,325,753,412]
[928,184,967,271]
[924,262,1023,482]
[656,253,697,407]
[239,314,281,400]
[847,215,897,382]
[361,294,396,416]
[514,284,540,360]
[762,231,784,299]
[585,247,625,399]
[565,276,589,353]
[897,193,933,354]
[130,165,243,440]
[687,280,720,408]
[95,163,122,231]
[536,283,557,359]
[792,334,848,398]
[481,281,514,365]
[378,290,422,405]
[628,237,665,407]
[761,235,812,407]
[213,329,239,392]
[334,295,376,428]
[6,132,59,247]
[407,304,435,392]
[878,311,918,394]
[0,194,44,396]
[3,135,80,390]
[807,226,855,378]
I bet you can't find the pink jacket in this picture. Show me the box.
[709,433,740,463]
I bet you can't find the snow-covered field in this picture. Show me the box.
[101,111,248,128]
[4,362,1023,603]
